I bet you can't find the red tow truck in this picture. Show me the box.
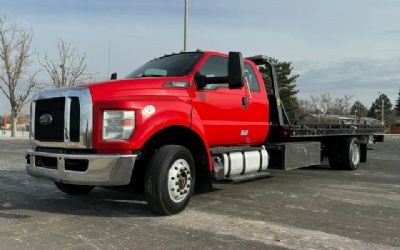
[26,51,384,215]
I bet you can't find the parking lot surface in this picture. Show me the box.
[0,137,399,249]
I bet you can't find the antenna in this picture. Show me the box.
[107,40,111,78]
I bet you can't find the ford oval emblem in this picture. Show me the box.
[39,114,53,126]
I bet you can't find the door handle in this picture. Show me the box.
[242,97,248,108]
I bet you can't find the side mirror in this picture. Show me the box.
[195,73,207,89]
[110,72,117,80]
[228,52,245,89]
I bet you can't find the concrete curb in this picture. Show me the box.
[384,134,400,137]
[0,137,29,141]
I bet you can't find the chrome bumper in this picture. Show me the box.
[26,150,137,186]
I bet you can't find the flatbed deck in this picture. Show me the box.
[284,123,383,137]
[267,123,384,143]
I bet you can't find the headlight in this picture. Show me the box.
[102,110,135,141]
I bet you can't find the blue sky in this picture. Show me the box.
[1,0,400,114]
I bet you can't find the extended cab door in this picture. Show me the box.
[191,54,268,146]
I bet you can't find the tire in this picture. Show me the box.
[340,137,361,170]
[54,182,95,195]
[360,143,368,163]
[145,145,195,215]
[328,140,343,170]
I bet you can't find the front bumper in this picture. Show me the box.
[26,150,137,186]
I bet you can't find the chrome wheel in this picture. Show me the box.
[168,159,191,203]
[351,143,360,165]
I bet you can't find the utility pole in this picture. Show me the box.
[183,0,189,52]
[381,97,384,126]
[378,92,384,126]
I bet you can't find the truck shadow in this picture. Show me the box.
[0,170,221,219]
[302,165,331,170]
[301,164,346,171]
[0,190,154,219]
[0,170,153,218]
[0,211,30,219]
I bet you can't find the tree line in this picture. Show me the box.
[0,17,88,137]
[261,58,400,126]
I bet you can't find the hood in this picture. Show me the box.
[86,77,190,103]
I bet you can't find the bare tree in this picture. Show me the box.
[40,39,87,88]
[310,93,353,117]
[331,95,353,115]
[297,99,315,117]
[0,16,38,137]
[310,93,333,117]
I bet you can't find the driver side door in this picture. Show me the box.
[191,55,249,146]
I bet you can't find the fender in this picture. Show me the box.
[190,107,213,171]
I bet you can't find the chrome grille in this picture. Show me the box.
[30,87,93,149]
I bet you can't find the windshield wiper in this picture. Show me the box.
[136,74,165,78]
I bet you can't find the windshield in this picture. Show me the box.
[126,52,203,78]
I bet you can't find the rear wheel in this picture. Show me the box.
[328,140,342,170]
[328,137,361,170]
[145,145,195,215]
[54,182,95,195]
[341,137,360,170]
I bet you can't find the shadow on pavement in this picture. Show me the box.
[0,169,220,219]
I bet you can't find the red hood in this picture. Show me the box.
[86,77,190,102]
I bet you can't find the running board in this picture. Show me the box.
[219,171,271,183]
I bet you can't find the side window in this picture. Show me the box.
[197,56,228,90]
[257,65,273,95]
[244,63,261,92]
[199,56,227,77]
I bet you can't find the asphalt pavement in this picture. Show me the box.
[0,137,399,249]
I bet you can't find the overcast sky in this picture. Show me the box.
[1,0,400,115]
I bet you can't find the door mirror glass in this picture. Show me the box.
[228,52,245,89]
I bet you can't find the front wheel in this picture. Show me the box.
[145,145,195,215]
[54,182,95,195]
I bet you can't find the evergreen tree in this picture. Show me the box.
[367,102,377,118]
[368,93,393,121]
[259,57,299,121]
[351,101,368,117]
[395,89,400,115]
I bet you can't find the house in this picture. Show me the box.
[359,117,381,125]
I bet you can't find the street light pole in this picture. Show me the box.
[381,97,384,126]
[183,0,189,52]
[354,110,358,124]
